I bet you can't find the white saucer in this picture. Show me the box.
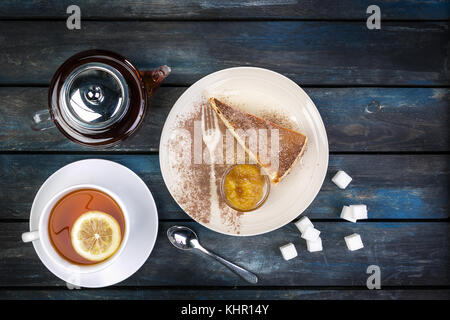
[29,159,158,288]
[160,67,328,236]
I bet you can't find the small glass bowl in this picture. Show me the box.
[219,164,271,212]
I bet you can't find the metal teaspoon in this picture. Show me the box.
[167,225,258,284]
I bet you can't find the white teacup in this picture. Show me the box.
[21,184,129,275]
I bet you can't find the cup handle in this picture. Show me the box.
[22,230,39,242]
[31,109,54,131]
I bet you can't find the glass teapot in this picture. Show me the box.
[32,50,170,147]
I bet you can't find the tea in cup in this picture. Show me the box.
[22,184,129,273]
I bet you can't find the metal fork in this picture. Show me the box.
[201,104,221,224]
[201,104,221,160]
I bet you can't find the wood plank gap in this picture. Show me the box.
[1,17,450,22]
[0,219,31,223]
[1,151,449,156]
[0,151,160,155]
[1,285,449,291]
[5,219,448,224]
[330,151,450,155]
[1,83,449,88]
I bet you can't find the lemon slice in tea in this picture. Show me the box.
[71,211,122,262]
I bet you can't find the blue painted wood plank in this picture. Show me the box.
[1,222,448,286]
[0,154,448,220]
[309,87,450,152]
[0,288,449,300]
[0,21,448,86]
[0,87,448,152]
[0,0,448,20]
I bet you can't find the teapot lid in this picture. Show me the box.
[61,62,130,131]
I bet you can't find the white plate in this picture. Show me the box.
[29,159,158,287]
[159,67,328,236]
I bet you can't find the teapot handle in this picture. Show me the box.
[31,109,55,131]
[141,65,171,97]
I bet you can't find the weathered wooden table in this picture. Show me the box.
[0,1,449,300]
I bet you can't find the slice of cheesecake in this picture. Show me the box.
[209,97,307,184]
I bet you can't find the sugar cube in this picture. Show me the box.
[350,204,368,220]
[295,216,313,234]
[332,170,352,189]
[340,205,357,223]
[306,237,323,252]
[301,226,321,241]
[279,243,298,260]
[344,233,364,251]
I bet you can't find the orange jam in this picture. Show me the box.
[223,164,266,211]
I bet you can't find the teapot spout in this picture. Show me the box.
[141,65,171,97]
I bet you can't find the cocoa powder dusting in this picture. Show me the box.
[166,101,242,233]
[166,99,302,234]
